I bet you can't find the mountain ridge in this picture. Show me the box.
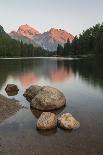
[0,25,49,57]
[17,24,40,39]
[9,30,38,47]
[9,24,74,51]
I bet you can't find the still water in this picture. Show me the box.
[0,58,103,155]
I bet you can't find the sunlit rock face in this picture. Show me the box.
[33,28,74,51]
[49,28,74,43]
[9,24,40,46]
[17,24,40,39]
[9,31,38,46]
[9,24,74,51]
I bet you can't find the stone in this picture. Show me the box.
[6,91,18,96]
[58,113,80,130]
[23,85,42,101]
[5,84,19,92]
[37,112,57,130]
[31,86,66,111]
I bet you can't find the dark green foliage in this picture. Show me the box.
[57,44,64,56]
[0,25,49,57]
[64,39,71,56]
[56,23,103,57]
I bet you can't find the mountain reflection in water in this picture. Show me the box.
[0,58,103,154]
[0,58,103,90]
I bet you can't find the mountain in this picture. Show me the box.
[9,24,40,46]
[9,24,74,51]
[17,24,40,39]
[33,28,74,51]
[9,31,38,46]
[0,25,48,57]
[0,25,10,38]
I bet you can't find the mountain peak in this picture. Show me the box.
[0,25,9,37]
[47,27,74,44]
[18,24,35,30]
[9,25,74,51]
[17,24,40,39]
[49,28,65,32]
[33,27,74,51]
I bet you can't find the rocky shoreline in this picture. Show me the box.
[24,85,80,130]
[0,84,80,130]
[0,94,21,123]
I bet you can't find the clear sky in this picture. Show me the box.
[0,0,103,35]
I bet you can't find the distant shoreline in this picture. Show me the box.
[0,56,80,60]
[0,54,103,60]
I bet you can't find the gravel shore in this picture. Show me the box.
[0,94,21,123]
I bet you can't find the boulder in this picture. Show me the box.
[31,86,66,111]
[6,91,18,96]
[37,112,57,130]
[58,113,80,130]
[23,85,42,101]
[5,84,19,92]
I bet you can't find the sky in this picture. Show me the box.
[0,0,103,35]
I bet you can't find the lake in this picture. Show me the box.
[0,57,103,155]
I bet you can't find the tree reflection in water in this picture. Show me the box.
[0,58,103,91]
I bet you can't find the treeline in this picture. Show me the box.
[57,23,103,57]
[0,25,49,57]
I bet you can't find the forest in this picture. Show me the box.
[0,23,103,57]
[57,23,103,57]
[0,25,49,57]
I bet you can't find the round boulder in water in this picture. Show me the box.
[58,113,80,130]
[37,112,57,130]
[5,84,19,92]
[31,86,66,111]
[23,85,42,101]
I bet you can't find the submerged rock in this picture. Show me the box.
[0,94,21,123]
[37,112,57,130]
[6,91,18,96]
[58,113,80,130]
[23,85,42,101]
[31,86,66,111]
[5,84,19,92]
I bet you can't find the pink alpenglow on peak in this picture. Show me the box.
[9,24,74,51]
[17,24,40,39]
[33,28,74,51]
[48,28,74,43]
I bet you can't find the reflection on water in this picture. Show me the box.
[0,57,103,154]
[37,128,57,136]
[0,59,74,89]
[0,58,103,90]
[31,106,65,119]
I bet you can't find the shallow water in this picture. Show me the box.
[0,58,103,155]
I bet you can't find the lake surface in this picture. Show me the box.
[0,57,103,155]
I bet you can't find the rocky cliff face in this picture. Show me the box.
[33,28,74,51]
[9,24,74,51]
[9,31,38,46]
[17,24,40,39]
